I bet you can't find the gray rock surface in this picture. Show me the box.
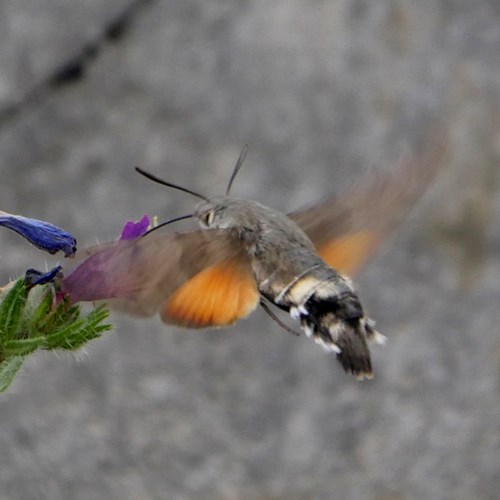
[0,1,499,499]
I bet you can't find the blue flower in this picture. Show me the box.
[0,210,77,257]
[119,214,151,240]
[24,266,63,287]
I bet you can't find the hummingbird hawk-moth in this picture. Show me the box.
[62,141,445,379]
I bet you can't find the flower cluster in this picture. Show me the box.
[0,209,129,392]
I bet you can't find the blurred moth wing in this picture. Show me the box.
[62,230,260,327]
[291,136,447,275]
[289,132,448,276]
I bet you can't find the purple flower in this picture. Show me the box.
[0,210,77,257]
[119,214,150,240]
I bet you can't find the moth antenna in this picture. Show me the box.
[260,299,301,337]
[143,214,193,237]
[225,144,248,195]
[135,167,208,201]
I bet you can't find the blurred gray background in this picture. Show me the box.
[1,1,499,499]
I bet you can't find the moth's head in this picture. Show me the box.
[194,197,261,231]
[135,145,251,232]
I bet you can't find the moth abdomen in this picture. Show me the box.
[300,291,374,379]
[302,290,363,321]
[278,270,382,379]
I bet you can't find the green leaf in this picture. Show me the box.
[25,288,53,330]
[44,305,111,351]
[0,356,25,392]
[3,337,45,357]
[0,279,27,341]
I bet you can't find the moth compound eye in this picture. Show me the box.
[202,210,214,227]
[207,211,215,225]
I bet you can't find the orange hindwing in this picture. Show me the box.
[162,257,259,328]
[317,231,379,276]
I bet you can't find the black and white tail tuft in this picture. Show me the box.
[291,288,385,379]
